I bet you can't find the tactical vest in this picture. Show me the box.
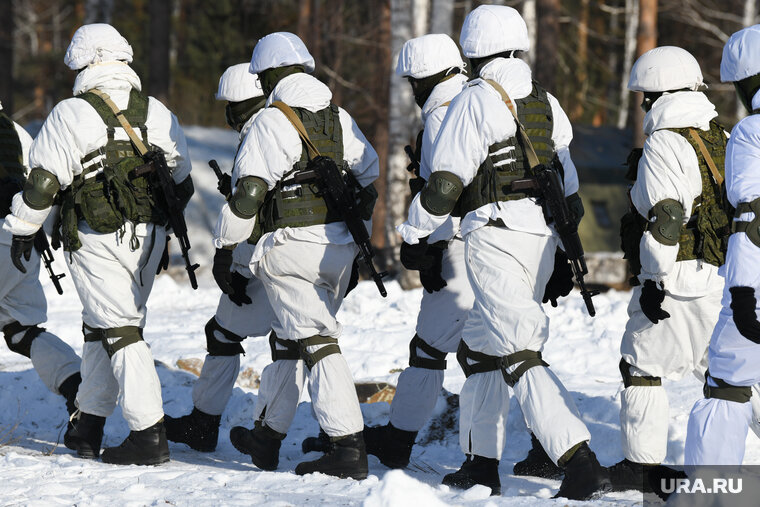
[59,89,165,251]
[456,82,555,216]
[255,104,344,239]
[619,120,731,280]
[0,111,24,218]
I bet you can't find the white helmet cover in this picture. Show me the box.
[216,63,263,102]
[64,23,133,70]
[459,5,530,59]
[628,46,704,92]
[395,34,465,79]
[721,24,760,82]
[249,32,316,75]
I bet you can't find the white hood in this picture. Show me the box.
[644,91,717,134]
[421,74,467,122]
[72,61,142,96]
[478,57,533,100]
[265,73,331,112]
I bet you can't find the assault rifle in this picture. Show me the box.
[34,231,64,295]
[208,159,232,199]
[513,163,599,316]
[289,157,388,297]
[136,151,199,290]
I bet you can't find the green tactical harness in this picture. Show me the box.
[254,103,345,241]
[455,81,555,217]
[59,89,166,251]
[0,111,25,218]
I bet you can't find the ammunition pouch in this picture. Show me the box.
[619,359,661,387]
[2,321,45,358]
[733,198,760,248]
[420,171,464,216]
[408,334,447,370]
[298,335,341,370]
[647,199,684,246]
[269,331,300,362]
[703,370,751,403]
[83,323,143,359]
[456,341,548,388]
[22,168,60,210]
[204,317,245,356]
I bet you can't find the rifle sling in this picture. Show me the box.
[484,79,541,169]
[88,89,150,157]
[688,128,724,186]
[270,101,322,159]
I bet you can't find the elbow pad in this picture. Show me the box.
[420,171,464,216]
[22,168,60,210]
[229,176,268,219]
[647,198,684,246]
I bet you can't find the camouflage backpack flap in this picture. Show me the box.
[457,81,555,216]
[0,111,24,217]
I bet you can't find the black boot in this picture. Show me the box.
[442,455,501,496]
[58,373,81,416]
[609,458,652,492]
[295,432,368,480]
[363,423,417,469]
[230,423,283,471]
[555,443,611,500]
[164,407,221,452]
[100,420,170,465]
[513,433,563,479]
[302,427,332,454]
[64,411,105,459]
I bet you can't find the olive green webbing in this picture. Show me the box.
[298,335,341,370]
[271,101,321,159]
[704,370,752,403]
[485,79,541,169]
[688,128,724,186]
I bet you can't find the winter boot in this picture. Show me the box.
[100,420,170,465]
[230,422,283,471]
[513,433,564,479]
[609,458,654,492]
[555,442,611,500]
[442,455,501,496]
[302,427,332,454]
[164,407,221,452]
[64,411,105,459]
[58,373,81,416]
[295,432,368,480]
[363,423,417,469]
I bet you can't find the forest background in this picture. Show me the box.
[1,0,756,281]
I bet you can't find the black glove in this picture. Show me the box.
[400,238,433,271]
[11,234,35,273]
[640,279,670,324]
[217,173,232,200]
[542,248,574,307]
[228,271,253,306]
[156,236,171,275]
[419,243,447,293]
[212,248,234,295]
[344,257,360,297]
[729,286,760,343]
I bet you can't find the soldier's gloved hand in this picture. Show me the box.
[729,286,760,343]
[419,244,447,293]
[212,247,235,295]
[640,279,670,324]
[217,173,232,200]
[156,236,171,275]
[228,272,253,306]
[543,248,574,307]
[344,257,360,297]
[11,234,35,273]
[400,237,433,271]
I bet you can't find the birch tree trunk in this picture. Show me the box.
[617,0,639,129]
[430,0,454,35]
[633,0,657,148]
[523,0,537,68]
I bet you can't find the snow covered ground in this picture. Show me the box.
[2,127,759,505]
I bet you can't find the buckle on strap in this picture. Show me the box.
[269,331,300,362]
[83,323,143,358]
[703,370,752,403]
[409,334,447,370]
[298,335,341,370]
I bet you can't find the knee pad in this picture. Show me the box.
[2,321,45,358]
[298,336,341,370]
[703,370,752,403]
[83,323,144,359]
[268,331,299,362]
[456,341,548,387]
[205,318,245,356]
[619,359,661,388]
[409,334,447,370]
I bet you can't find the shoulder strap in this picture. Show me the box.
[688,127,724,186]
[270,101,321,160]
[484,79,541,169]
[87,89,149,156]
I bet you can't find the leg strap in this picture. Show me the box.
[456,341,548,387]
[298,335,341,370]
[619,359,661,387]
[2,321,45,358]
[408,334,447,370]
[269,331,300,362]
[83,323,143,359]
[703,370,752,403]
[204,317,245,356]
